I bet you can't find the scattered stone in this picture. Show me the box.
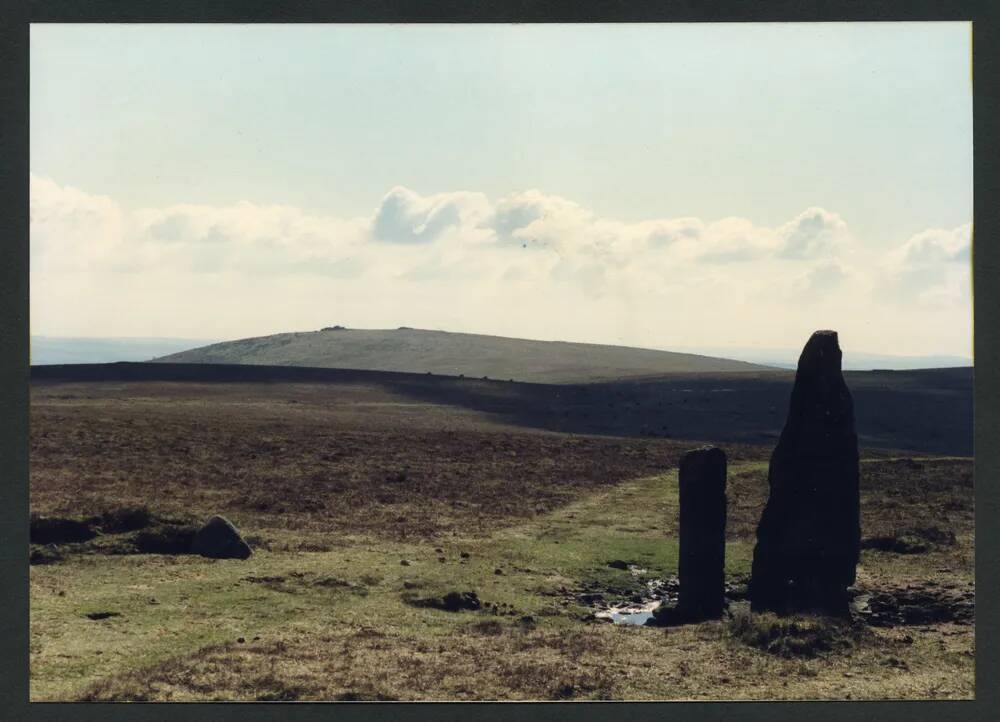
[403,590,482,612]
[85,611,120,620]
[854,584,975,627]
[750,330,860,616]
[441,591,481,611]
[190,515,252,560]
[29,544,64,565]
[30,516,96,545]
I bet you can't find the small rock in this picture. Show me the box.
[404,590,481,612]
[460,552,470,559]
[442,591,481,611]
[191,515,252,560]
[85,611,120,620]
[400,559,411,566]
[494,568,504,575]
[237,637,245,644]
[608,560,629,570]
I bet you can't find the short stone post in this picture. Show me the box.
[677,446,727,620]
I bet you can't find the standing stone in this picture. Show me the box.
[677,446,728,620]
[749,330,860,616]
[190,515,252,560]
[652,446,727,626]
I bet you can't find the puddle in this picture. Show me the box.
[594,599,661,625]
[589,565,678,626]
[585,570,751,626]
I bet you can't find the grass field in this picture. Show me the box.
[29,373,974,701]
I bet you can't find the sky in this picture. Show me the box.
[30,23,973,357]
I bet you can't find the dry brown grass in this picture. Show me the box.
[723,457,974,550]
[30,381,768,542]
[75,612,973,701]
[78,625,621,701]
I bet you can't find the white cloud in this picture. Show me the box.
[30,174,125,270]
[895,223,971,265]
[883,223,972,306]
[776,207,849,259]
[371,186,492,245]
[29,174,971,356]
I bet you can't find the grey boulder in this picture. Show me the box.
[190,515,252,560]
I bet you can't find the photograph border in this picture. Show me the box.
[2,1,996,720]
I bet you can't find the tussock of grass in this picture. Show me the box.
[728,609,868,658]
[94,505,152,533]
[134,524,198,554]
[467,619,505,636]
[29,515,97,544]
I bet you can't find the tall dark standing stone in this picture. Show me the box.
[749,330,860,616]
[677,446,728,620]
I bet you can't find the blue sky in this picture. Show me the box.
[30,23,973,356]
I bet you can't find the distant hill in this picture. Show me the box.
[31,336,218,365]
[152,327,770,383]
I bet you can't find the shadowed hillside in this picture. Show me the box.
[31,363,973,455]
[152,327,770,383]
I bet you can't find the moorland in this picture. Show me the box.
[29,357,974,701]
